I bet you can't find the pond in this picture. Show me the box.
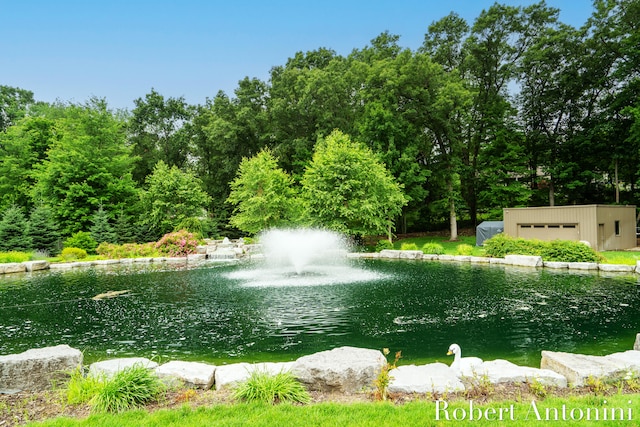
[0,259,638,366]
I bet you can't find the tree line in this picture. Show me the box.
[0,0,638,249]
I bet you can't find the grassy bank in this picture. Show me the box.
[392,235,640,265]
[29,394,640,426]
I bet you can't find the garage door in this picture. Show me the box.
[517,224,580,241]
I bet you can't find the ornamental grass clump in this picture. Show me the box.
[90,365,165,413]
[65,367,104,405]
[421,242,444,255]
[400,242,419,251]
[233,370,311,405]
[155,229,201,257]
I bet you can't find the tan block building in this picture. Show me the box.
[503,205,637,251]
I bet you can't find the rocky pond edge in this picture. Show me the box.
[2,336,640,396]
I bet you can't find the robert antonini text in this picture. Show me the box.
[435,400,634,422]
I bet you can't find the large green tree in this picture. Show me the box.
[128,89,194,184]
[301,130,407,239]
[227,148,301,234]
[191,78,271,227]
[0,116,58,211]
[139,160,211,238]
[32,98,139,236]
[0,85,35,131]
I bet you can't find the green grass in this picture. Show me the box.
[600,251,640,265]
[393,236,486,257]
[28,394,640,426]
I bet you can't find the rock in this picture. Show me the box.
[469,257,490,263]
[566,262,598,270]
[399,250,423,260]
[292,346,386,393]
[3,263,26,274]
[604,350,640,370]
[598,264,636,273]
[452,255,471,262]
[543,261,568,269]
[23,260,49,272]
[214,362,294,390]
[187,253,206,261]
[88,357,158,378]
[540,351,627,386]
[474,359,567,388]
[379,250,401,259]
[0,345,83,391]
[505,255,542,267]
[388,363,464,394]
[155,361,216,389]
[489,258,506,265]
[635,334,640,351]
[437,255,454,261]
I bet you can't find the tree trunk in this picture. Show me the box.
[448,181,458,241]
[614,159,619,204]
[549,179,555,207]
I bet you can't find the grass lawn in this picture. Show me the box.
[29,394,640,426]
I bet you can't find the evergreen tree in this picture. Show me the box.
[90,205,117,244]
[114,211,137,244]
[0,205,32,252]
[28,204,60,255]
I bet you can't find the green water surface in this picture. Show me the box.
[0,259,638,366]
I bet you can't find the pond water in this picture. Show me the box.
[0,259,638,366]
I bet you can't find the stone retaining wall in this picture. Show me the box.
[3,245,640,276]
[2,343,639,394]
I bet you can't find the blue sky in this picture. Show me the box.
[3,0,594,110]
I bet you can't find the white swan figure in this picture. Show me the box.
[447,343,483,377]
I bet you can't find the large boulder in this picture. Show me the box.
[388,363,464,394]
[88,357,158,378]
[505,255,542,268]
[474,359,567,387]
[0,345,82,391]
[292,346,386,393]
[635,334,640,351]
[23,260,49,272]
[214,362,294,390]
[540,351,636,387]
[155,361,216,389]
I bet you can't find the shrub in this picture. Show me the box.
[373,348,401,401]
[175,217,204,237]
[90,365,165,413]
[400,242,419,251]
[0,251,31,263]
[64,231,98,254]
[421,242,445,255]
[483,233,601,262]
[97,242,160,259]
[541,239,601,263]
[61,247,88,261]
[375,239,394,252]
[155,229,201,257]
[233,370,311,405]
[456,243,474,256]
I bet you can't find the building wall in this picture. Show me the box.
[503,205,636,250]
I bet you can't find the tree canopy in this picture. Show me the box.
[1,1,638,244]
